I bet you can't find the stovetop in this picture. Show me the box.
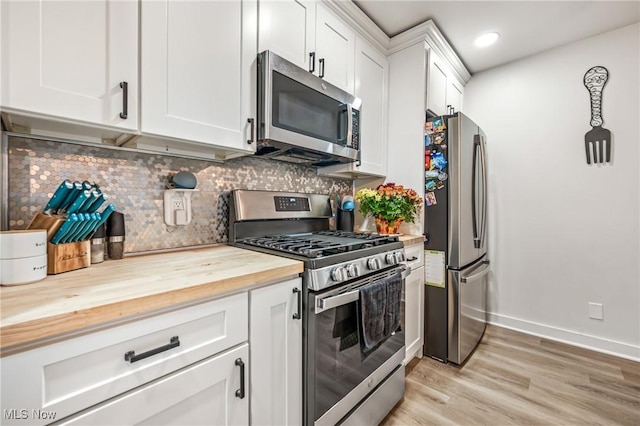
[241,231,399,259]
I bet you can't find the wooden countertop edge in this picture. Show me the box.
[0,263,302,351]
[399,235,425,246]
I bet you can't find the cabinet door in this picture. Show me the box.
[354,37,388,177]
[447,78,464,114]
[250,278,302,426]
[141,0,256,152]
[404,266,424,364]
[1,0,138,130]
[426,50,448,117]
[55,344,249,426]
[315,4,356,94]
[258,0,316,72]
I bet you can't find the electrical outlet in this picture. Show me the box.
[589,302,604,320]
[164,189,195,226]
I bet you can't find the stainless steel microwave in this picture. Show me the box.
[256,51,361,167]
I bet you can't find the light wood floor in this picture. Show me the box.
[382,325,640,425]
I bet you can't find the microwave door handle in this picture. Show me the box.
[346,103,353,148]
[316,289,359,314]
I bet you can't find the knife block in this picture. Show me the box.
[27,212,91,274]
[47,241,91,274]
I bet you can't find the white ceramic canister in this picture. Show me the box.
[0,230,48,285]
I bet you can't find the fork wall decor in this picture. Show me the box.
[583,66,612,165]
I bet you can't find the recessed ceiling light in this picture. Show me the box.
[474,32,500,48]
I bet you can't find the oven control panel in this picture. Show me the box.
[274,196,310,212]
[307,249,407,291]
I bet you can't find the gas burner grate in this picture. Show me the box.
[241,232,399,258]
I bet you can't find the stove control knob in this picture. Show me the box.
[367,258,381,270]
[395,252,406,263]
[385,253,397,265]
[346,263,360,278]
[331,267,347,282]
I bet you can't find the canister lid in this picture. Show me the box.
[0,230,47,260]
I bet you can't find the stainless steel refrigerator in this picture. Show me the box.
[423,112,490,364]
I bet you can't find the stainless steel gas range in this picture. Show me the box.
[229,190,409,426]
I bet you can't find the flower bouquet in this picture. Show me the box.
[355,183,423,234]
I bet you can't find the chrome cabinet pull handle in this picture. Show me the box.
[247,118,255,144]
[235,358,246,399]
[319,58,325,78]
[293,287,302,320]
[124,336,179,363]
[119,81,128,119]
[309,52,316,73]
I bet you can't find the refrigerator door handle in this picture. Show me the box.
[472,135,481,248]
[479,135,488,249]
[461,260,490,283]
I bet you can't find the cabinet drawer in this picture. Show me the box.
[1,293,248,426]
[404,244,424,269]
[52,344,249,426]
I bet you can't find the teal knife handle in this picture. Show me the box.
[93,204,116,230]
[44,180,74,214]
[78,213,100,241]
[81,190,101,213]
[67,190,92,214]
[51,214,78,244]
[87,193,107,213]
[59,182,83,214]
[63,213,87,244]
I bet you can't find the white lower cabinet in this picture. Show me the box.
[249,278,302,425]
[54,344,249,426]
[403,243,425,364]
[0,294,247,426]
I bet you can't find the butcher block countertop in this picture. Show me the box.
[0,245,303,350]
[398,234,425,246]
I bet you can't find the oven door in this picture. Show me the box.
[305,266,407,426]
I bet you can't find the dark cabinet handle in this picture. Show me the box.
[293,287,302,320]
[124,336,179,363]
[247,118,255,144]
[407,256,418,261]
[319,58,325,78]
[119,81,128,119]
[235,358,246,399]
[309,52,315,73]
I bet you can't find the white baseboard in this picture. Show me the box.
[488,312,640,362]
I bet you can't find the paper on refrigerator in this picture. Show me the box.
[425,250,445,288]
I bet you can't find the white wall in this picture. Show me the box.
[464,23,640,360]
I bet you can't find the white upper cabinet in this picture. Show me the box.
[0,0,138,131]
[258,0,316,72]
[258,1,355,94]
[141,0,257,154]
[318,37,388,178]
[447,78,464,114]
[427,49,464,116]
[427,50,449,116]
[314,4,356,93]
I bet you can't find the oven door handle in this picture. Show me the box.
[316,289,359,314]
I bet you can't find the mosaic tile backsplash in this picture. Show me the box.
[6,136,353,253]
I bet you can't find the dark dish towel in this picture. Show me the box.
[358,280,388,353]
[384,272,403,337]
[332,303,359,351]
